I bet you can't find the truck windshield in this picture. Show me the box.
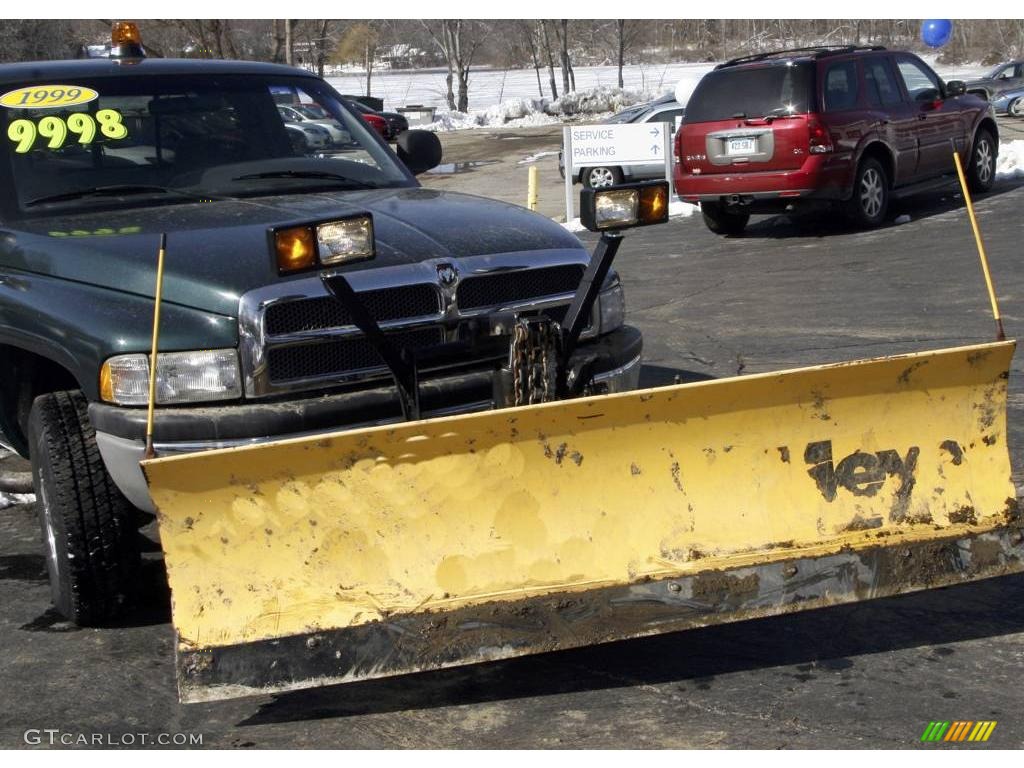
[683,62,815,123]
[1,73,413,217]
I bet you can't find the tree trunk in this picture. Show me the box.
[523,23,544,98]
[540,21,558,99]
[617,20,625,89]
[316,20,330,77]
[272,19,285,63]
[365,39,374,97]
[284,19,293,65]
[556,20,570,95]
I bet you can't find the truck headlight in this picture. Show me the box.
[100,349,242,405]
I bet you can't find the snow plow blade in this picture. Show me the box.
[142,341,1022,703]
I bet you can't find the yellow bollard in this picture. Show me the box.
[527,165,539,211]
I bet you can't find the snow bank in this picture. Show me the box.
[996,140,1024,180]
[421,86,663,132]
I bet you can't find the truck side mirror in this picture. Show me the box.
[945,80,966,97]
[397,130,442,175]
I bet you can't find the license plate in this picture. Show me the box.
[727,137,756,155]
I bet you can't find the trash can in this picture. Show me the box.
[397,105,438,126]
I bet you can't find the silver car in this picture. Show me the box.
[992,86,1024,118]
[965,59,1024,101]
[559,94,685,187]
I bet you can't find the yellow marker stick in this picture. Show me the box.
[527,165,539,211]
[144,233,167,459]
[953,148,1005,340]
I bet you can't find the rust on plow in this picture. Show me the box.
[178,519,1023,703]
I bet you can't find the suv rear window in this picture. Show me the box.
[683,62,814,123]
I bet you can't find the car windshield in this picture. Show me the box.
[606,105,649,124]
[1,73,412,218]
[683,62,815,123]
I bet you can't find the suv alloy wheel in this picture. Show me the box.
[966,129,996,193]
[847,158,889,228]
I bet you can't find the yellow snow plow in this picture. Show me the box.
[141,183,1022,703]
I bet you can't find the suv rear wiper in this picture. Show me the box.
[25,184,186,207]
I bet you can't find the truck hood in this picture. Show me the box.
[0,188,584,318]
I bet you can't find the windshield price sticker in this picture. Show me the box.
[0,85,99,109]
[7,109,128,153]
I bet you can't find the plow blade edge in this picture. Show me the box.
[142,341,1022,702]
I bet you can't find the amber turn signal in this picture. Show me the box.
[275,226,318,273]
[638,182,669,226]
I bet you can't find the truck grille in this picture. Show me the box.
[265,284,441,335]
[458,264,585,309]
[268,328,445,383]
[241,256,591,397]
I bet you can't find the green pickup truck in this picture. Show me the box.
[0,53,642,624]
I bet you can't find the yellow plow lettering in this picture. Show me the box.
[142,341,1023,702]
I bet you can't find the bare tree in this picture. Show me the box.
[518,21,545,98]
[539,20,559,100]
[613,20,643,88]
[423,20,489,112]
[554,20,575,94]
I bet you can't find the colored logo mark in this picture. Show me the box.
[921,721,997,742]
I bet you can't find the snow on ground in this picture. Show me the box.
[417,85,681,131]
[997,140,1024,180]
[562,200,697,233]
[328,61,713,114]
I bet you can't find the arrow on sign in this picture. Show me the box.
[650,144,660,153]
[649,127,660,137]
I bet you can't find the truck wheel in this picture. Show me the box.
[846,157,888,228]
[582,166,623,188]
[28,391,140,625]
[1008,97,1024,118]
[701,202,749,235]
[965,129,996,194]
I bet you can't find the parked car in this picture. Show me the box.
[283,120,331,152]
[992,86,1024,118]
[964,59,1024,101]
[675,46,999,235]
[345,101,409,141]
[276,103,352,145]
[559,93,685,187]
[343,101,389,138]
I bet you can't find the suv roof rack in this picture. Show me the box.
[716,45,886,69]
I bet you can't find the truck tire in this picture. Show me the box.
[701,202,749,235]
[965,128,996,194]
[846,157,888,228]
[28,391,140,625]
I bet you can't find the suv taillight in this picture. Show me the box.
[808,117,833,154]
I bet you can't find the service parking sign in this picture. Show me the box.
[567,123,666,169]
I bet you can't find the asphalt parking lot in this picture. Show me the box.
[3,122,1024,749]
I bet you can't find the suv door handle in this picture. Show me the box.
[872,120,889,127]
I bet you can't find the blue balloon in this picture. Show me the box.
[921,19,953,48]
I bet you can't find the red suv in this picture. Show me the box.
[675,46,999,235]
